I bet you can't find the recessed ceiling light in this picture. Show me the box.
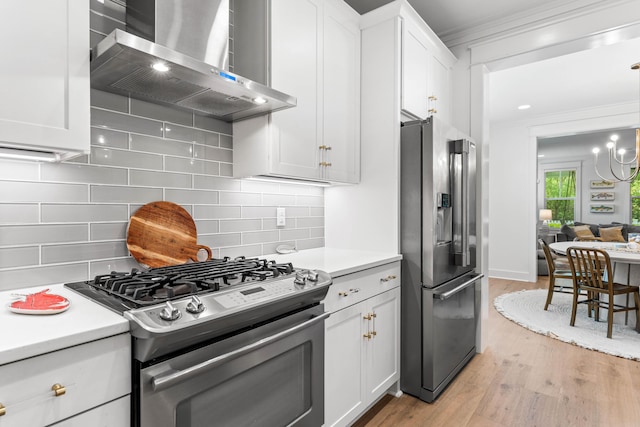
[518,104,531,110]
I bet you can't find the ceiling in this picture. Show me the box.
[344,0,640,159]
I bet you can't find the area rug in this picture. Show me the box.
[494,289,640,361]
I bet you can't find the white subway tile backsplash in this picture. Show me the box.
[220,219,262,233]
[130,134,193,157]
[91,127,130,149]
[0,182,88,203]
[41,163,128,185]
[91,185,163,203]
[91,108,164,137]
[42,241,128,264]
[243,230,279,245]
[131,99,193,126]
[194,175,241,191]
[194,220,220,234]
[165,156,220,175]
[130,170,192,189]
[166,124,220,146]
[165,189,219,205]
[0,10,325,290]
[280,229,311,241]
[0,204,39,224]
[42,204,128,222]
[194,205,241,219]
[0,263,88,290]
[0,247,39,268]
[0,224,88,246]
[220,163,233,177]
[219,191,261,205]
[91,90,129,113]
[194,145,233,163]
[90,222,128,241]
[263,194,297,206]
[92,147,164,170]
[0,159,39,181]
[194,114,232,135]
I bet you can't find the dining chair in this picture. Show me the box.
[566,246,640,338]
[538,238,575,311]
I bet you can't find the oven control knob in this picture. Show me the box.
[306,270,319,282]
[159,301,181,321]
[294,271,307,289]
[186,296,205,314]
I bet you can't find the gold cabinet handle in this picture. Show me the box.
[0,403,5,416]
[380,275,396,282]
[319,145,333,151]
[363,333,372,340]
[428,95,438,101]
[52,383,66,397]
[338,291,349,297]
[428,108,438,113]
[319,162,332,167]
[371,331,377,336]
[363,313,377,320]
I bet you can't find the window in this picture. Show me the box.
[544,168,577,225]
[632,171,640,225]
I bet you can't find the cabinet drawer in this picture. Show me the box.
[0,334,131,427]
[324,262,400,313]
[53,396,130,427]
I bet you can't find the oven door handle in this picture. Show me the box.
[151,311,331,391]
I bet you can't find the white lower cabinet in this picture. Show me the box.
[324,262,400,427]
[0,333,131,427]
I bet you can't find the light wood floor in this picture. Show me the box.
[353,277,640,427]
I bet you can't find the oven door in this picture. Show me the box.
[137,305,328,427]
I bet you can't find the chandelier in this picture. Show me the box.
[592,62,640,183]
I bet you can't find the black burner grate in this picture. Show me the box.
[85,257,295,307]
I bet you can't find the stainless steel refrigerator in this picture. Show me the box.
[400,116,483,403]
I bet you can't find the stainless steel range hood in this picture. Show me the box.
[90,0,296,122]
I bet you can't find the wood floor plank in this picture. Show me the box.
[355,277,640,427]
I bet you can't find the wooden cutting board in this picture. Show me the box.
[126,201,212,268]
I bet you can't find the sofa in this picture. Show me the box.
[556,222,640,242]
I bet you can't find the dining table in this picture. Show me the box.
[549,240,640,328]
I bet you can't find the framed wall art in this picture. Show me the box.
[590,191,615,201]
[590,204,615,213]
[590,180,615,189]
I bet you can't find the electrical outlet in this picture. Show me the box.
[276,207,286,226]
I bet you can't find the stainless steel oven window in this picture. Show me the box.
[138,305,326,427]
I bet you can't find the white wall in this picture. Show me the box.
[448,1,640,282]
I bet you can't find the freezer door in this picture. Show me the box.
[421,273,480,402]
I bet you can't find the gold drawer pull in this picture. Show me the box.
[428,95,438,101]
[338,291,349,297]
[428,108,438,114]
[0,403,5,416]
[363,333,372,340]
[52,383,66,397]
[363,313,377,320]
[380,275,397,282]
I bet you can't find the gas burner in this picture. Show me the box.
[76,257,298,307]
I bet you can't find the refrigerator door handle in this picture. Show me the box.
[433,274,483,300]
[451,139,470,267]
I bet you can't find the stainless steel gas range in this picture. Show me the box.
[65,256,331,427]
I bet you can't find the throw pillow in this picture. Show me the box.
[599,226,625,242]
[575,222,600,237]
[574,225,596,240]
[560,224,576,240]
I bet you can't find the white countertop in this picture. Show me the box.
[0,284,130,366]
[0,248,401,366]
[266,247,402,277]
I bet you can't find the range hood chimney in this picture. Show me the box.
[90,0,296,122]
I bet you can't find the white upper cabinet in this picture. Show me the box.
[233,0,360,184]
[399,4,455,123]
[402,16,430,119]
[0,1,90,161]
